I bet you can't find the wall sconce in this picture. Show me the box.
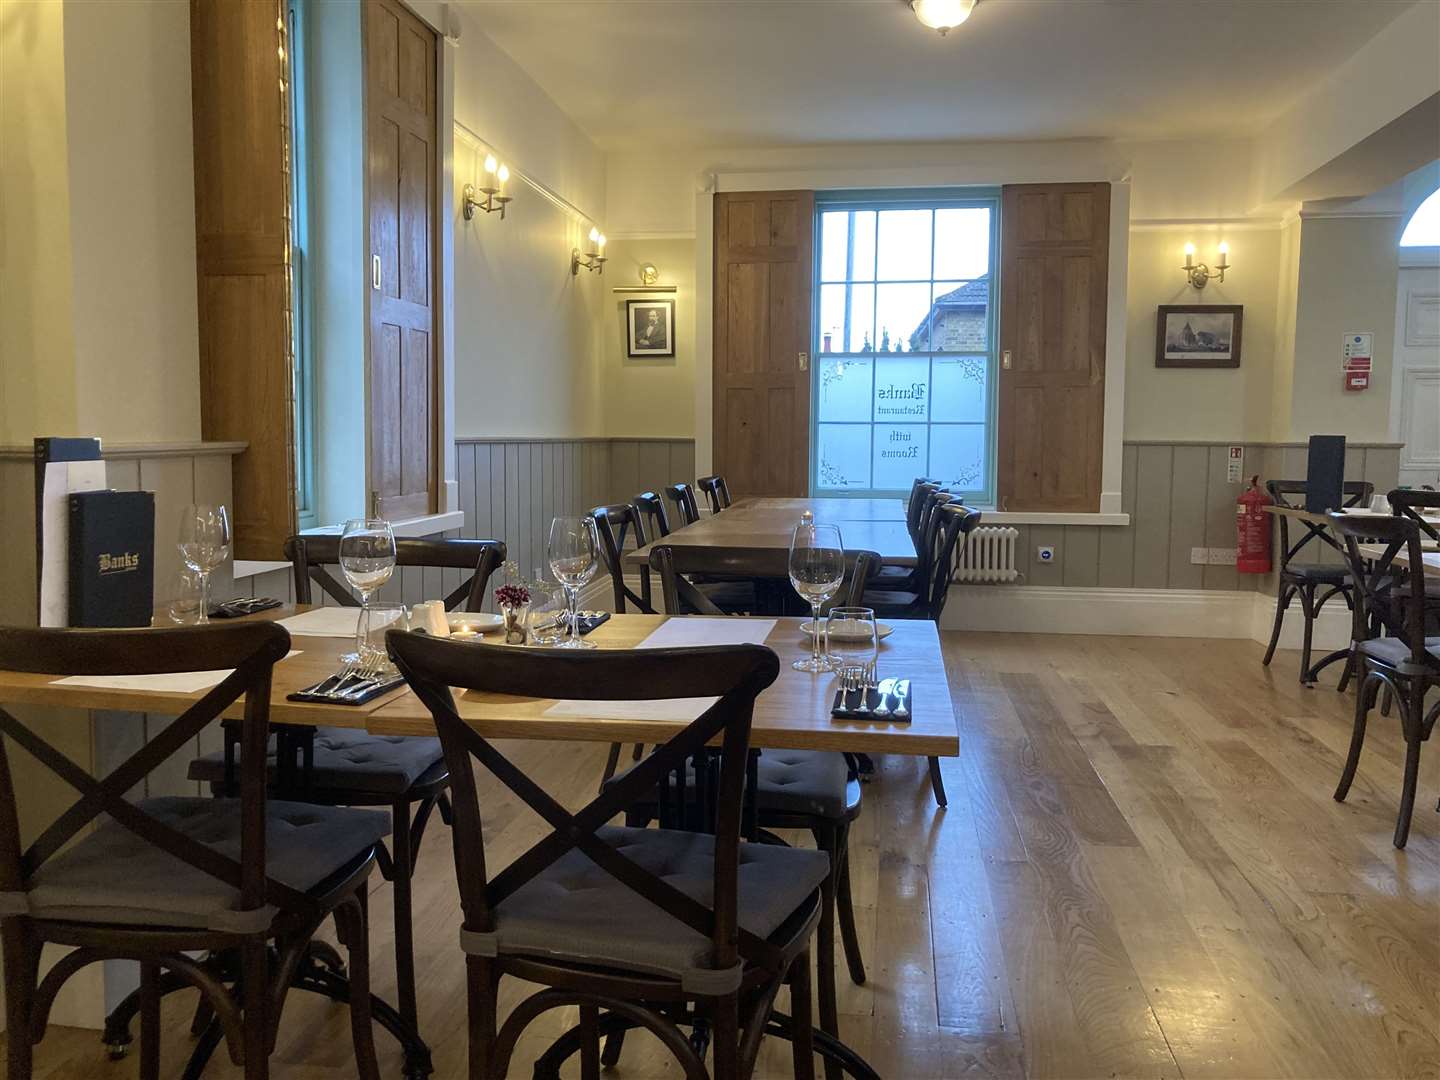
[640,263,659,286]
[571,227,607,275]
[463,154,511,220]
[1182,241,1230,289]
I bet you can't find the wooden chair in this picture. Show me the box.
[863,504,982,808]
[665,482,702,526]
[186,534,505,1062]
[650,546,872,1075]
[591,503,656,615]
[697,475,733,514]
[1390,487,1440,545]
[387,630,826,1080]
[1262,481,1374,684]
[0,622,384,1080]
[633,490,673,539]
[1329,512,1440,848]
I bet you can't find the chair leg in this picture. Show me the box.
[599,742,624,792]
[927,756,948,808]
[711,994,740,1080]
[339,891,381,1080]
[1298,585,1317,683]
[1395,730,1424,850]
[1334,675,1374,802]
[467,955,497,1079]
[140,962,161,1080]
[436,791,454,826]
[1262,585,1291,666]
[789,949,816,1080]
[813,828,841,1080]
[390,798,419,1034]
[834,825,866,986]
[3,920,37,1080]
[241,938,270,1080]
[579,1004,601,1080]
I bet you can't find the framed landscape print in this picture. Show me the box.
[1155,304,1243,368]
[626,299,676,358]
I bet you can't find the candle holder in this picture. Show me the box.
[1182,242,1230,290]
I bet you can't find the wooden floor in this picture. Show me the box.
[15,633,1440,1079]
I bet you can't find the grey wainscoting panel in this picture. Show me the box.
[1166,446,1210,590]
[1026,525,1065,586]
[1131,444,1174,588]
[1061,526,1101,587]
[1201,444,1240,592]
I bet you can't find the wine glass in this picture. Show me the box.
[339,518,397,662]
[547,516,599,649]
[789,521,845,672]
[177,504,231,626]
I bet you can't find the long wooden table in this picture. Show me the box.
[627,496,917,573]
[0,610,958,758]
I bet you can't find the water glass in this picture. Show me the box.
[168,569,204,625]
[825,607,878,690]
[361,602,408,676]
[177,504,231,625]
[789,521,845,672]
[339,518,397,662]
[547,516,600,649]
[527,578,567,645]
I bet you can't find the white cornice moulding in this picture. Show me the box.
[1129,218,1284,232]
[1298,209,1407,221]
[606,231,697,242]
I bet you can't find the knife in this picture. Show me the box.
[893,679,912,719]
[872,677,897,718]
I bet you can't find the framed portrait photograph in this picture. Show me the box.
[1155,305,1243,368]
[626,299,675,358]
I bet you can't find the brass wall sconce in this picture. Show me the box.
[463,154,511,220]
[640,263,659,286]
[572,227,607,275]
[1182,241,1230,289]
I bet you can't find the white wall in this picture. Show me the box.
[600,238,695,438]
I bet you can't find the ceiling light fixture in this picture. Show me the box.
[910,0,977,36]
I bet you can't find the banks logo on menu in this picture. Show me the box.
[98,551,141,575]
[68,489,155,627]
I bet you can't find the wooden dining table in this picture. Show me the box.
[627,496,918,575]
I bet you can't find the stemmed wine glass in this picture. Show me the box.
[177,504,232,626]
[339,518,397,663]
[789,521,845,672]
[547,516,600,649]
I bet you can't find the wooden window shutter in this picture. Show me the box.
[997,182,1110,511]
[712,191,814,498]
[190,0,296,558]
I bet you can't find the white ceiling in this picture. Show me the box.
[463,0,1416,151]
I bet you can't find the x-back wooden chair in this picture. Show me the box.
[697,475,733,515]
[0,622,385,1080]
[285,534,506,612]
[665,483,702,527]
[388,631,828,1080]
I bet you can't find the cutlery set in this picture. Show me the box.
[288,654,406,706]
[831,674,913,722]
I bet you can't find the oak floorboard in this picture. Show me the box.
[9,635,1437,1079]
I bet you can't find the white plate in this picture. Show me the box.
[800,620,893,642]
[446,612,503,633]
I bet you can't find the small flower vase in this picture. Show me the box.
[501,602,529,645]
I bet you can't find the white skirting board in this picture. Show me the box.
[940,584,1352,649]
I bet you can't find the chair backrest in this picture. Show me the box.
[665,483,701,526]
[1328,512,1433,669]
[905,480,940,547]
[284,535,506,611]
[697,475,732,514]
[1389,487,1440,544]
[0,622,315,929]
[1265,480,1373,570]
[590,503,654,614]
[387,630,783,985]
[651,545,878,616]
[921,505,982,621]
[633,491,672,538]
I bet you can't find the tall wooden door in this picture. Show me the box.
[365,0,436,520]
[997,182,1110,511]
[713,191,814,498]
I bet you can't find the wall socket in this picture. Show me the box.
[1036,545,1056,564]
[1189,547,1238,565]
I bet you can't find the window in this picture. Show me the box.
[285,1,317,529]
[812,191,999,502]
[1400,187,1440,247]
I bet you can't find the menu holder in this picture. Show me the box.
[1305,434,1346,513]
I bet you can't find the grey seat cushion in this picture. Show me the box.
[189,727,445,794]
[1359,635,1440,668]
[609,750,850,820]
[467,825,827,987]
[19,797,389,932]
[1281,562,1349,583]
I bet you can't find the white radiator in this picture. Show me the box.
[955,526,1021,583]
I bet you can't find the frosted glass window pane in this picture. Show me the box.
[873,425,928,490]
[817,424,871,490]
[934,208,991,280]
[817,357,873,422]
[876,282,933,353]
[819,283,875,352]
[929,280,988,353]
[876,209,932,281]
[930,424,986,489]
[931,356,988,423]
[873,355,930,423]
[851,212,876,281]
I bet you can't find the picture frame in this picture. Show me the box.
[625,299,675,358]
[1155,304,1243,368]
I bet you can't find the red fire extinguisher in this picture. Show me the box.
[1236,475,1272,574]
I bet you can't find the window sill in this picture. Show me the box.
[972,510,1131,527]
[300,511,465,539]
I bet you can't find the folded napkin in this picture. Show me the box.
[54,651,302,694]
[278,608,362,638]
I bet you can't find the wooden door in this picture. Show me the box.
[997,182,1110,511]
[713,191,814,498]
[365,0,436,520]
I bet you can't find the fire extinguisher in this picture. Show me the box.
[1236,475,1272,574]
